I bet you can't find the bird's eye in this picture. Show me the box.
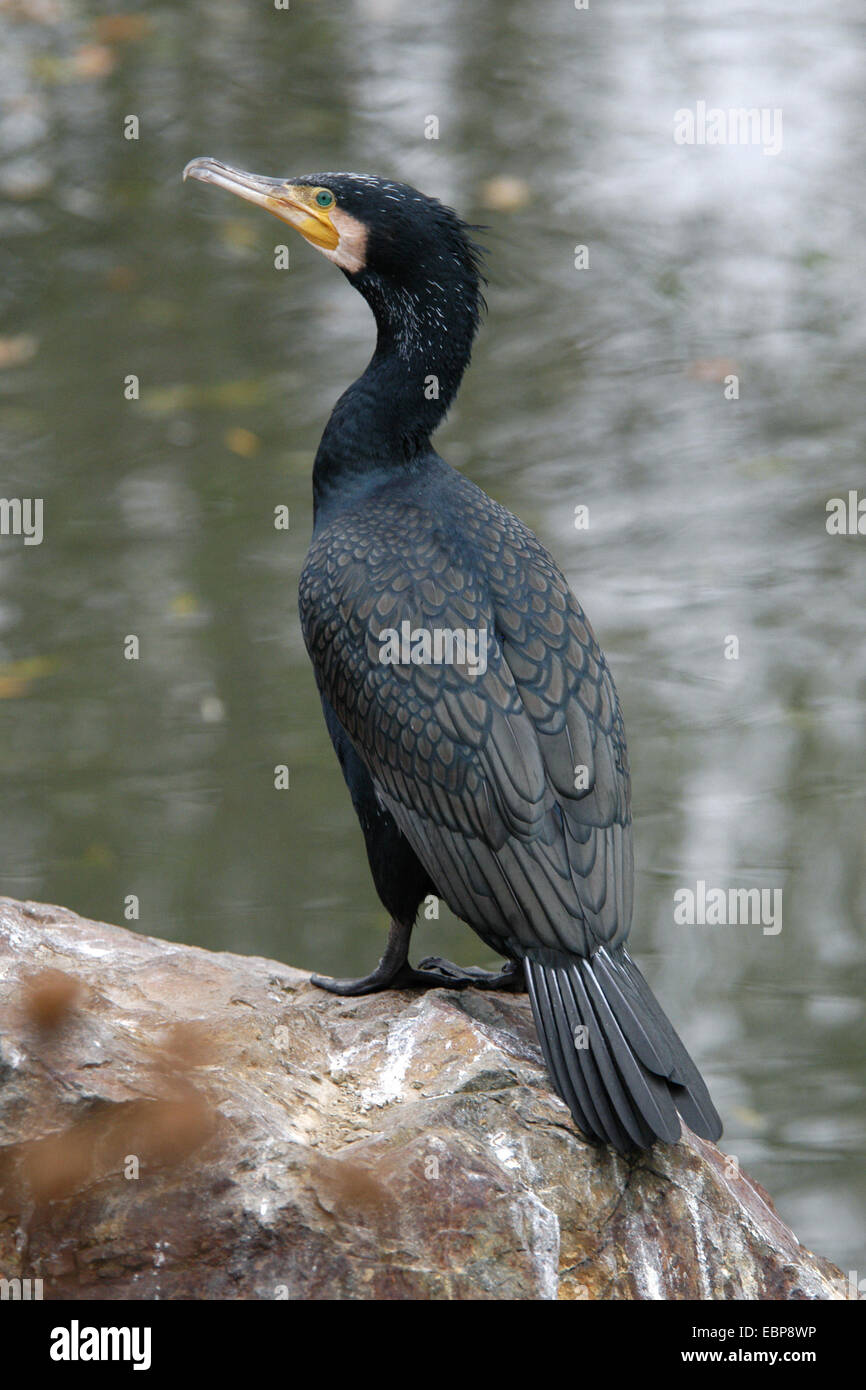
[315,189,334,209]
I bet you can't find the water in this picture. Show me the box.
[0,0,863,1280]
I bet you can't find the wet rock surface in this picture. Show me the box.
[0,898,848,1300]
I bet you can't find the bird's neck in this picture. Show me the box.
[312,270,478,516]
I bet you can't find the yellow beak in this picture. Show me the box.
[183,157,339,251]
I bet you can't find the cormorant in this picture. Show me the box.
[184,157,723,1153]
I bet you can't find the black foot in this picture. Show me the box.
[310,959,469,997]
[310,917,526,997]
[416,957,526,992]
[310,957,526,997]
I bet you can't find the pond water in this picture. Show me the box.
[0,0,863,1280]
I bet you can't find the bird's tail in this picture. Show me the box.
[523,945,722,1152]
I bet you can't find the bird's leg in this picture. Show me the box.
[311,919,525,995]
[311,917,414,995]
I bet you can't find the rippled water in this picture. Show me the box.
[0,0,863,1279]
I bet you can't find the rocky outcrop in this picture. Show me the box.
[0,897,848,1300]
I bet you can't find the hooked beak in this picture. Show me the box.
[182,157,339,251]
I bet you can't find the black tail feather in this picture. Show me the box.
[525,964,616,1145]
[549,967,637,1147]
[560,963,657,1148]
[524,947,722,1153]
[575,958,681,1144]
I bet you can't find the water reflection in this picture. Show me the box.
[0,0,863,1277]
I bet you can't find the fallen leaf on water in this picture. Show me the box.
[0,656,60,680]
[168,593,200,618]
[480,175,530,212]
[140,383,193,415]
[105,264,138,292]
[224,426,261,457]
[0,335,38,369]
[687,357,739,383]
[207,379,270,409]
[139,379,269,416]
[82,841,114,868]
[94,14,151,43]
[70,43,116,79]
[0,654,60,697]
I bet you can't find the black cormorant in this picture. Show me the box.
[184,157,723,1153]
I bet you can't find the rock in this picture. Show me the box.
[0,897,849,1301]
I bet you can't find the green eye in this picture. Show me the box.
[315,189,334,208]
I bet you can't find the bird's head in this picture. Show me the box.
[183,158,485,338]
[184,158,487,465]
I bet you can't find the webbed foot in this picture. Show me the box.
[311,958,471,996]
[309,917,525,996]
[416,956,526,992]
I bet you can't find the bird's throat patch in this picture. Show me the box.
[321,208,368,274]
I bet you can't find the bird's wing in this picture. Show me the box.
[300,477,633,960]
